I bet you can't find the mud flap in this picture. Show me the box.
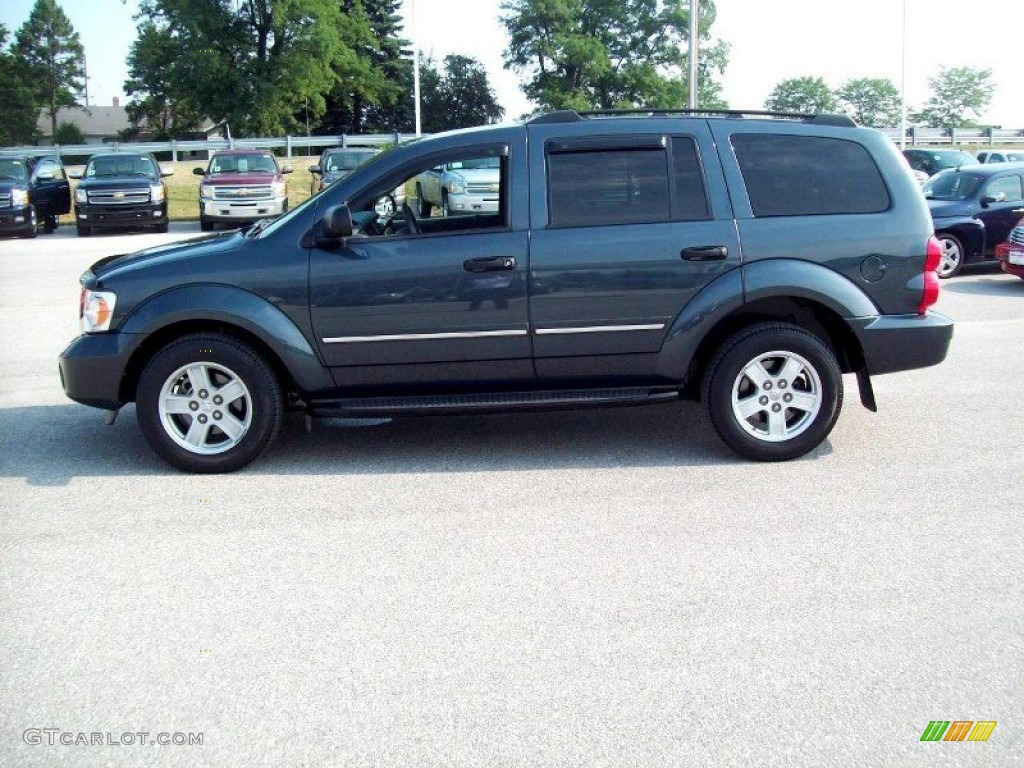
[856,368,877,412]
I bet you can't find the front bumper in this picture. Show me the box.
[447,193,499,214]
[995,243,1024,278]
[0,204,34,232]
[200,196,287,222]
[76,202,167,229]
[851,311,954,376]
[59,332,139,410]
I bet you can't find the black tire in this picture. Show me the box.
[43,215,57,234]
[136,333,283,473]
[935,233,964,278]
[76,222,91,237]
[155,220,169,233]
[417,183,432,218]
[441,190,450,217]
[200,217,214,232]
[19,206,37,238]
[702,323,843,462]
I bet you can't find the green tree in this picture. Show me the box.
[319,0,411,134]
[501,0,728,112]
[53,120,83,145]
[0,24,39,145]
[13,0,85,139]
[124,21,204,139]
[914,66,993,131]
[835,77,901,127]
[763,76,836,114]
[135,0,375,136]
[420,54,505,133]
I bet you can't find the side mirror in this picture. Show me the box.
[322,204,353,239]
[67,169,82,180]
[982,193,1006,205]
[281,165,293,174]
[160,167,175,177]
[308,164,321,175]
[192,167,206,176]
[35,172,55,181]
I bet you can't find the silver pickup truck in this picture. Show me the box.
[414,156,500,217]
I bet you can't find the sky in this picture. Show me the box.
[1,0,1022,129]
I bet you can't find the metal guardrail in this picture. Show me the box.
[3,126,1024,158]
[0,132,421,161]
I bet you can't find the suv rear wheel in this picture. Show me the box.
[702,323,842,461]
[136,333,283,473]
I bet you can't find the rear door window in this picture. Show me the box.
[733,134,890,216]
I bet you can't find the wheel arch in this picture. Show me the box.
[117,285,334,403]
[933,218,984,261]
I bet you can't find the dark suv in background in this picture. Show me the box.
[0,152,70,237]
[903,148,979,177]
[69,152,172,236]
[59,109,953,473]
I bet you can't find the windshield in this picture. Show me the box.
[85,155,158,178]
[922,170,983,201]
[932,151,979,171]
[0,158,29,182]
[324,150,377,173]
[208,153,278,174]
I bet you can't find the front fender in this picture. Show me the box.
[119,284,334,393]
[933,217,985,260]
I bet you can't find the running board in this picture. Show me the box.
[308,387,679,418]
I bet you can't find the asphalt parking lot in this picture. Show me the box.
[1,224,1022,766]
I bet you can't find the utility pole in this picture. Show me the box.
[688,0,699,109]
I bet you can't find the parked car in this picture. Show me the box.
[68,152,172,236]
[0,152,71,237]
[194,149,292,231]
[922,162,1024,277]
[903,148,979,177]
[415,155,500,217]
[977,149,1024,164]
[994,220,1024,280]
[309,147,379,193]
[309,146,405,214]
[59,109,953,473]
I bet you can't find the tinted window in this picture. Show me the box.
[36,158,63,179]
[0,158,28,181]
[922,171,983,201]
[86,155,158,178]
[733,134,890,216]
[548,147,670,227]
[671,137,710,221]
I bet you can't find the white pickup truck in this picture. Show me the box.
[414,156,500,217]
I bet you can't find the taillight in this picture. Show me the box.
[919,235,942,314]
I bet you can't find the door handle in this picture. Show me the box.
[463,256,516,272]
[681,245,728,261]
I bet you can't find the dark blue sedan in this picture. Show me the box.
[924,162,1024,277]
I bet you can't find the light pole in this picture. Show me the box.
[688,0,699,109]
[899,0,908,149]
[412,0,422,136]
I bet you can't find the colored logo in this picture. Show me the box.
[920,721,996,742]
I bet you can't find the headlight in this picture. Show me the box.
[201,184,214,198]
[80,289,117,333]
[150,183,165,203]
[448,182,464,194]
[11,189,29,206]
[75,188,87,204]
[272,180,286,197]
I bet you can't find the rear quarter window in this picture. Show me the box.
[732,134,890,216]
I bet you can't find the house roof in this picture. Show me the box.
[37,106,138,138]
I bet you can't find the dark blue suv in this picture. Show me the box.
[923,161,1024,277]
[59,110,953,472]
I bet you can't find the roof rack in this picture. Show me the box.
[528,109,856,128]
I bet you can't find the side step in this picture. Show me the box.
[308,387,679,418]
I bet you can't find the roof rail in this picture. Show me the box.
[527,108,857,128]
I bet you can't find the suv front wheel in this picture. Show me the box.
[702,323,843,461]
[136,333,283,473]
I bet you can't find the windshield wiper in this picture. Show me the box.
[246,218,272,238]
[0,174,25,181]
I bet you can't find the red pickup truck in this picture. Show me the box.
[194,149,292,231]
